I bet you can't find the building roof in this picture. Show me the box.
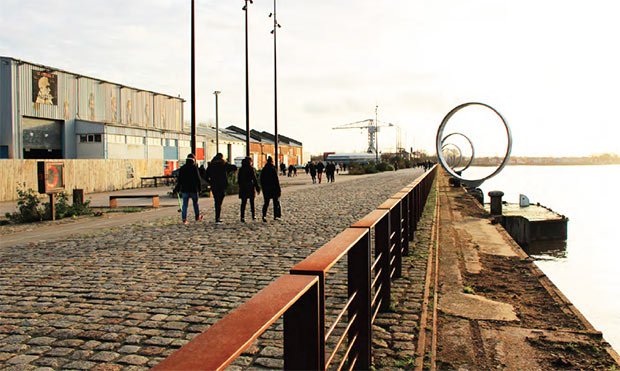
[197,125,244,143]
[0,56,184,102]
[224,125,302,146]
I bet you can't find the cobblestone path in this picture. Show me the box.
[0,168,424,370]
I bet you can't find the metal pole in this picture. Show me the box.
[272,0,279,170]
[375,105,379,162]
[214,91,220,153]
[244,0,251,157]
[190,0,197,155]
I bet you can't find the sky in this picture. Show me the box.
[1,0,619,157]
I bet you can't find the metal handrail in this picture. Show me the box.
[153,274,320,371]
[155,165,438,370]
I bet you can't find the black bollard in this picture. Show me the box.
[488,190,504,215]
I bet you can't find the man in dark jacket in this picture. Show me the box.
[237,157,260,222]
[260,156,281,222]
[206,153,237,223]
[174,154,203,224]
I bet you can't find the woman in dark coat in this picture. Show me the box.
[206,153,237,223]
[237,157,260,222]
[259,156,281,222]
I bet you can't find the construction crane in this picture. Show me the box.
[332,119,394,154]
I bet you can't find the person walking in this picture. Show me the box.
[260,156,281,222]
[279,162,287,176]
[237,157,260,222]
[174,153,203,224]
[309,161,317,184]
[326,161,336,182]
[316,160,325,184]
[206,153,237,224]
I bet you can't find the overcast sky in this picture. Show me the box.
[2,0,619,157]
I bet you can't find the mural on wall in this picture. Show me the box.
[32,70,57,105]
[89,93,96,121]
[64,99,70,120]
[126,100,132,125]
[145,102,150,125]
[110,94,117,122]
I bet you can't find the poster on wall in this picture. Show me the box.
[32,70,58,105]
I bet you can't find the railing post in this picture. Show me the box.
[391,206,402,278]
[408,189,415,242]
[376,215,391,311]
[284,280,322,370]
[401,196,410,256]
[348,233,371,369]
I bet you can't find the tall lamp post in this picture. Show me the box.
[375,105,379,162]
[243,0,253,157]
[190,0,197,155]
[269,0,281,169]
[213,91,221,153]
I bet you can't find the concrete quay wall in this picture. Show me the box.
[0,159,163,201]
[431,171,620,369]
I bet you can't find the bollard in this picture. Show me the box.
[468,188,484,204]
[73,189,84,205]
[488,190,504,215]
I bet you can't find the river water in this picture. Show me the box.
[465,165,620,352]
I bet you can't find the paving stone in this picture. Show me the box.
[62,360,97,369]
[6,354,39,365]
[117,354,149,365]
[90,351,120,362]
[118,345,140,354]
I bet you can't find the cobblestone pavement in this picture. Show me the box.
[0,168,424,370]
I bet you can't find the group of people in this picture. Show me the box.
[304,161,339,184]
[174,153,281,224]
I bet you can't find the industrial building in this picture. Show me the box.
[0,56,192,163]
[225,126,303,168]
[0,57,303,171]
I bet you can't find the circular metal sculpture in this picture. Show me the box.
[441,143,463,169]
[441,132,475,172]
[436,102,512,188]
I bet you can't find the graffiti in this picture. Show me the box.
[125,162,135,179]
[111,94,117,122]
[89,93,95,121]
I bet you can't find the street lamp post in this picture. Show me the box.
[269,1,281,169]
[243,0,253,157]
[214,91,221,153]
[190,0,197,155]
[375,105,379,162]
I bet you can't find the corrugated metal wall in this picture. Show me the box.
[15,60,183,132]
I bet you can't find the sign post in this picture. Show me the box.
[37,161,65,221]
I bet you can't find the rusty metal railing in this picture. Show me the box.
[156,165,437,370]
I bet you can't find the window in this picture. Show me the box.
[108,134,126,144]
[79,134,102,143]
[126,136,144,145]
[147,137,161,146]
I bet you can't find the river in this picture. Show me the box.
[466,165,620,352]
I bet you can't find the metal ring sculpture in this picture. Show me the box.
[441,132,475,172]
[441,143,463,168]
[436,102,512,188]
